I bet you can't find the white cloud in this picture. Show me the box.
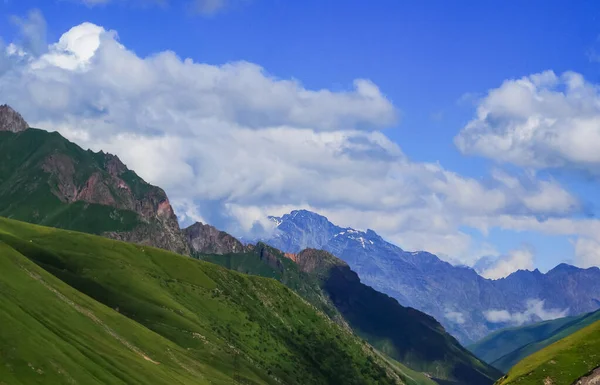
[478,247,535,280]
[484,299,568,325]
[573,238,600,269]
[0,18,594,266]
[456,70,600,173]
[444,311,466,324]
[10,9,47,56]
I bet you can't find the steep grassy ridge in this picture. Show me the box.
[470,309,600,372]
[496,319,600,385]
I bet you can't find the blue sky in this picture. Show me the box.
[2,0,600,276]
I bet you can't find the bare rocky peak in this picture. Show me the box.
[0,105,29,133]
[103,153,128,176]
[294,248,348,274]
[184,222,244,255]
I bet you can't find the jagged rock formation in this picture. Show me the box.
[185,222,244,255]
[0,104,29,133]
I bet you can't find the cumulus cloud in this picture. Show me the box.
[0,16,592,266]
[573,238,600,269]
[478,247,535,280]
[456,70,600,173]
[484,299,568,325]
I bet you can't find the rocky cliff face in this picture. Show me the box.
[265,210,600,344]
[0,105,28,133]
[184,222,244,255]
[0,123,189,255]
[293,248,348,277]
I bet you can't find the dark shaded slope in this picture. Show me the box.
[296,249,502,385]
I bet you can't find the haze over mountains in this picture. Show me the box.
[263,210,600,344]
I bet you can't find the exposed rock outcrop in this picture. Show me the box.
[184,222,244,255]
[0,104,29,133]
[574,366,600,385]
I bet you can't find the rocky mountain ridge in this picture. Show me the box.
[0,104,28,133]
[0,106,188,254]
[185,221,245,255]
[264,210,600,344]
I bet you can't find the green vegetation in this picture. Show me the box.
[469,309,600,372]
[199,247,501,385]
[496,319,600,385]
[0,216,405,385]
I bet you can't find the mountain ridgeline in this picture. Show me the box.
[0,106,189,254]
[263,210,600,344]
[495,317,600,385]
[469,309,600,373]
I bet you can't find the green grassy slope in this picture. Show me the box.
[469,309,600,372]
[496,319,600,385]
[0,216,404,385]
[0,242,229,385]
[199,244,345,323]
[199,247,501,385]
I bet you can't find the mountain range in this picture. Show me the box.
[5,104,600,383]
[0,105,500,384]
[263,210,600,344]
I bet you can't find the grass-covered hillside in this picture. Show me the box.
[469,309,600,373]
[496,319,600,385]
[0,216,405,385]
[199,246,502,385]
